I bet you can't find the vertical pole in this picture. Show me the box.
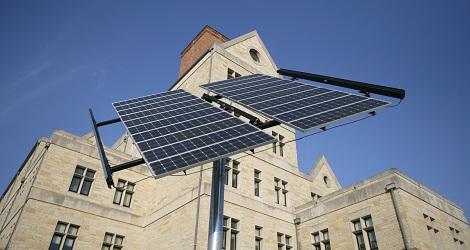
[207,158,226,250]
[193,165,204,250]
[386,183,409,250]
[294,218,301,250]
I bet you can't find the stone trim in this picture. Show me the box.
[295,169,468,225]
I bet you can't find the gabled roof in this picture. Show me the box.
[221,30,279,71]
[170,28,280,90]
[308,155,342,190]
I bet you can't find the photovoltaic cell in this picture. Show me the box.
[200,74,391,132]
[113,89,276,179]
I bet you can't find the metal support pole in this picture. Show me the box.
[207,158,226,250]
[89,109,114,188]
[193,165,204,250]
[294,218,301,250]
[386,183,409,250]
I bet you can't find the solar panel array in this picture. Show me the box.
[201,74,391,132]
[112,89,276,179]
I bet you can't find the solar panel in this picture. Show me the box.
[201,74,391,132]
[112,89,276,179]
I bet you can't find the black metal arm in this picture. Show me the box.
[89,109,115,188]
[277,68,405,99]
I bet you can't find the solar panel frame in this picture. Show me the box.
[201,74,391,133]
[112,89,276,179]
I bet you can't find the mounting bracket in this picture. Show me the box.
[202,93,280,130]
[89,109,145,188]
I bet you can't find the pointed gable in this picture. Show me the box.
[308,155,341,195]
[221,30,279,77]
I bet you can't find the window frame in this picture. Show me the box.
[48,222,80,250]
[274,178,281,204]
[351,216,378,250]
[222,216,239,250]
[254,169,261,197]
[231,161,240,189]
[224,158,240,189]
[255,225,263,250]
[312,228,330,250]
[279,135,284,157]
[68,166,95,196]
[282,181,288,207]
[113,179,135,208]
[271,132,285,157]
[102,232,125,250]
[272,132,278,154]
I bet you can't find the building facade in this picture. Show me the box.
[1,26,469,250]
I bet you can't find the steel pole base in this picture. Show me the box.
[207,231,223,250]
[207,158,226,250]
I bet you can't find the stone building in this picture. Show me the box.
[1,25,468,250]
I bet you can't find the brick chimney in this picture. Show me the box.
[178,25,230,77]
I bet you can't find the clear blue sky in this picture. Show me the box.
[1,1,469,217]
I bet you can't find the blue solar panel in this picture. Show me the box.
[112,89,275,179]
[200,74,391,132]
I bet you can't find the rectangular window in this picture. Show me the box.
[356,233,366,250]
[271,132,285,157]
[224,159,240,189]
[255,226,262,250]
[274,178,280,204]
[255,238,261,250]
[102,233,124,250]
[312,228,330,250]
[325,242,331,250]
[69,166,95,196]
[254,169,261,197]
[367,230,378,250]
[222,230,227,250]
[272,132,277,154]
[255,227,261,237]
[49,222,79,250]
[231,219,238,230]
[285,235,292,249]
[254,169,260,178]
[223,216,239,250]
[113,179,135,207]
[277,233,284,250]
[255,225,263,250]
[232,161,239,188]
[225,165,230,185]
[230,231,237,250]
[232,172,238,188]
[282,181,288,207]
[352,216,378,250]
[322,229,330,250]
[312,232,321,250]
[277,233,282,243]
[274,178,288,206]
[277,232,292,250]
